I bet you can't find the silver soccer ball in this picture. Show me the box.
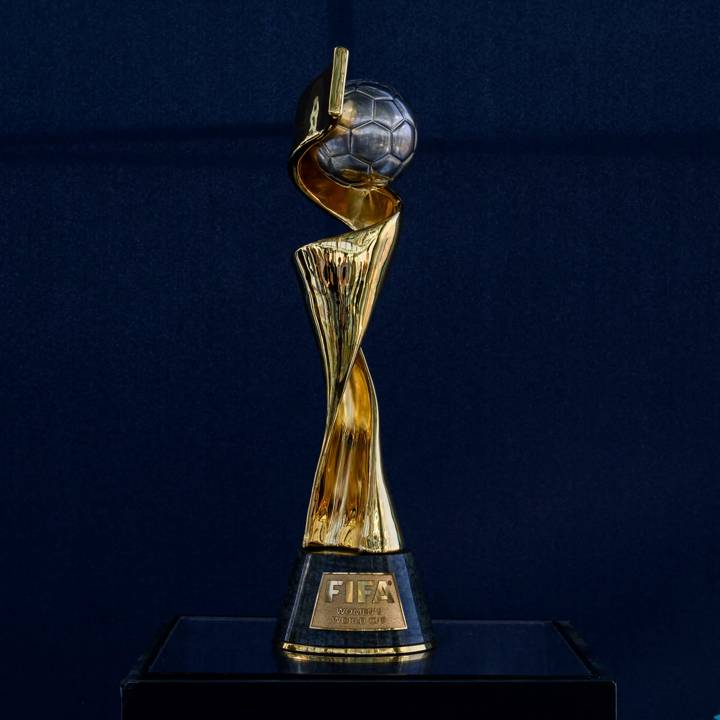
[317,80,417,187]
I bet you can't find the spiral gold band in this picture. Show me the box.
[290,48,404,553]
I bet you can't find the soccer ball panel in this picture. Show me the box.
[373,154,403,177]
[351,122,392,162]
[332,154,371,183]
[374,99,404,130]
[322,126,351,157]
[353,81,393,100]
[391,121,416,160]
[340,92,375,129]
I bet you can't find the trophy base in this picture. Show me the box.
[275,549,434,656]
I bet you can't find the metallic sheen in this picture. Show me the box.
[317,80,417,186]
[280,642,431,657]
[291,48,413,553]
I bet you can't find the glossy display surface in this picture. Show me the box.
[149,617,593,677]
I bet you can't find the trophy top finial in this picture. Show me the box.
[290,48,406,229]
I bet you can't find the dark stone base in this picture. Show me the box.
[275,549,434,655]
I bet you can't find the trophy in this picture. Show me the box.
[276,47,433,657]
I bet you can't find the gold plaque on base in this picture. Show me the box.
[309,572,408,631]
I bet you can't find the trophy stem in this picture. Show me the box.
[294,211,403,553]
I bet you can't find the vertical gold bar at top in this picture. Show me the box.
[329,47,349,118]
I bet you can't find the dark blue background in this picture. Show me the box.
[2,2,718,717]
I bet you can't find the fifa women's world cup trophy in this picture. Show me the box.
[275,48,433,657]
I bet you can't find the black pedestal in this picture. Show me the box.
[121,617,616,719]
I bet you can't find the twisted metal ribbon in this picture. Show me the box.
[290,49,403,553]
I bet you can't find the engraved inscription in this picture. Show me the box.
[309,572,407,631]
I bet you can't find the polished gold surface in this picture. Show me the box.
[282,650,430,664]
[309,572,408,631]
[291,48,404,553]
[281,642,431,657]
[328,46,348,118]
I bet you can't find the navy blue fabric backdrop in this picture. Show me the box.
[1,2,718,717]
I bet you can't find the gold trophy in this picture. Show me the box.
[276,47,433,657]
